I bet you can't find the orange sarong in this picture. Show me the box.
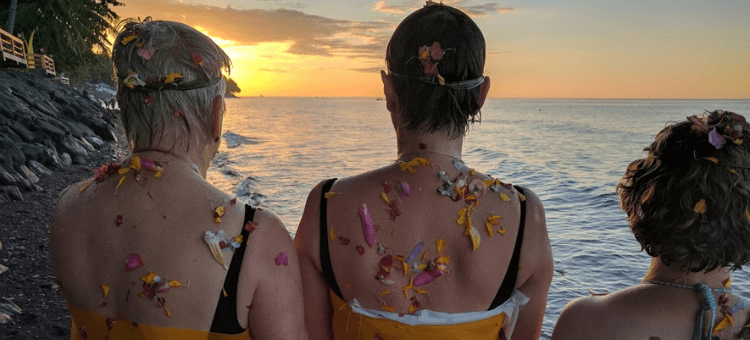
[68,304,251,340]
[330,291,507,340]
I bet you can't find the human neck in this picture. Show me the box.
[396,128,464,161]
[132,146,208,179]
[642,257,731,289]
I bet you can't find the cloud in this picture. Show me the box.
[116,0,394,59]
[257,67,292,73]
[373,0,414,14]
[350,66,385,73]
[457,3,515,16]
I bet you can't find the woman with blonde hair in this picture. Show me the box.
[51,20,306,339]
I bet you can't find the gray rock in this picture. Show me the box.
[59,153,71,166]
[13,172,32,191]
[33,100,59,119]
[20,144,43,161]
[0,167,17,186]
[58,136,89,164]
[84,135,104,149]
[16,164,39,183]
[0,114,9,126]
[0,186,23,202]
[9,121,35,143]
[31,119,66,141]
[0,126,22,143]
[27,160,53,177]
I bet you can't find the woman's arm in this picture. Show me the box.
[242,210,308,340]
[512,188,554,340]
[294,181,334,340]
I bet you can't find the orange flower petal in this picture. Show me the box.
[168,280,182,288]
[500,193,511,201]
[329,228,336,241]
[723,277,732,288]
[694,199,707,214]
[380,289,391,296]
[436,255,450,265]
[79,181,93,192]
[116,176,127,190]
[402,276,414,298]
[101,284,110,299]
[380,192,390,204]
[517,192,526,201]
[713,314,734,333]
[436,239,445,254]
[324,192,338,199]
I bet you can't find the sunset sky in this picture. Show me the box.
[113,0,749,99]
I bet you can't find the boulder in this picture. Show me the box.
[0,126,22,144]
[20,144,43,161]
[9,121,35,143]
[58,136,89,165]
[27,160,53,177]
[59,153,71,167]
[0,186,23,202]
[31,119,66,141]
[16,164,39,183]
[33,100,59,119]
[0,166,17,186]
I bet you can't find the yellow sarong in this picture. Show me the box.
[330,291,508,340]
[68,304,251,340]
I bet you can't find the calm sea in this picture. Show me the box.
[208,97,750,338]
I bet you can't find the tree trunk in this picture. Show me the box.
[7,0,18,35]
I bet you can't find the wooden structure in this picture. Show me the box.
[32,54,55,76]
[1,27,27,68]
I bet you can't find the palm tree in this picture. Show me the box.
[6,0,17,34]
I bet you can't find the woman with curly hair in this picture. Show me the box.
[552,110,750,340]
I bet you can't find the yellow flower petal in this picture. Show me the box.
[168,280,182,288]
[329,228,336,241]
[164,73,183,84]
[154,170,163,178]
[233,235,243,243]
[723,277,732,288]
[116,176,127,190]
[414,287,428,294]
[694,199,707,214]
[436,239,445,254]
[468,226,481,251]
[500,193,511,201]
[705,157,719,164]
[164,305,172,317]
[486,221,494,237]
[713,314,734,333]
[421,250,428,262]
[380,192,390,204]
[487,215,502,224]
[517,192,526,201]
[436,255,450,265]
[79,181,93,192]
[121,33,138,45]
[735,139,743,145]
[141,272,159,284]
[130,155,141,171]
[402,276,414,298]
[730,168,738,175]
[408,305,417,314]
[417,263,427,271]
[101,284,110,299]
[470,168,476,176]
[382,306,396,312]
[497,228,507,235]
[420,50,430,59]
[380,289,391,296]
[401,260,410,275]
[118,168,131,175]
[324,192,338,199]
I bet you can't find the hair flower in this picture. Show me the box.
[418,42,445,78]
[121,33,138,45]
[164,73,183,84]
[688,110,748,150]
[123,72,146,89]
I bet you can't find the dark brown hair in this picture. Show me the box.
[385,4,485,137]
[617,110,750,272]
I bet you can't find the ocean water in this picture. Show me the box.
[208,97,750,338]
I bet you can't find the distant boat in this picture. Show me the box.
[376,97,384,101]
[259,94,264,98]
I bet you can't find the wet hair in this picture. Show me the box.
[112,20,231,151]
[386,4,485,138]
[617,110,750,272]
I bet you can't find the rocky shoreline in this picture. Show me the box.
[0,71,122,203]
[0,70,128,339]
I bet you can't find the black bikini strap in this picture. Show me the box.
[209,204,255,334]
[319,178,343,300]
[489,186,527,310]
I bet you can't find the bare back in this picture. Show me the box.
[51,157,305,339]
[296,157,553,339]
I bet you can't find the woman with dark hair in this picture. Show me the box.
[50,20,306,339]
[552,110,750,339]
[295,3,553,339]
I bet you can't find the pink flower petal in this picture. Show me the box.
[125,254,144,272]
[709,128,726,149]
[413,268,444,286]
[137,45,156,61]
[360,204,375,247]
[275,252,288,266]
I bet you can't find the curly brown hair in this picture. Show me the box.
[617,110,750,272]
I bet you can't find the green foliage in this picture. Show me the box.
[1,0,122,73]
[224,76,241,97]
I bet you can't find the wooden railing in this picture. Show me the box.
[32,54,55,76]
[0,27,27,67]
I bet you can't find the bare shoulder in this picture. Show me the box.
[515,186,552,277]
[551,295,606,339]
[294,179,329,261]
[250,208,294,249]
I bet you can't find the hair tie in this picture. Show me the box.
[388,72,484,90]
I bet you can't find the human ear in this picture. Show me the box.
[210,95,223,143]
[478,76,491,109]
[381,70,399,114]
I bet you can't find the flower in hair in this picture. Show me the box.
[123,71,145,89]
[164,73,183,84]
[137,45,155,61]
[418,42,446,85]
[121,33,138,45]
[192,54,204,67]
[687,110,747,150]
